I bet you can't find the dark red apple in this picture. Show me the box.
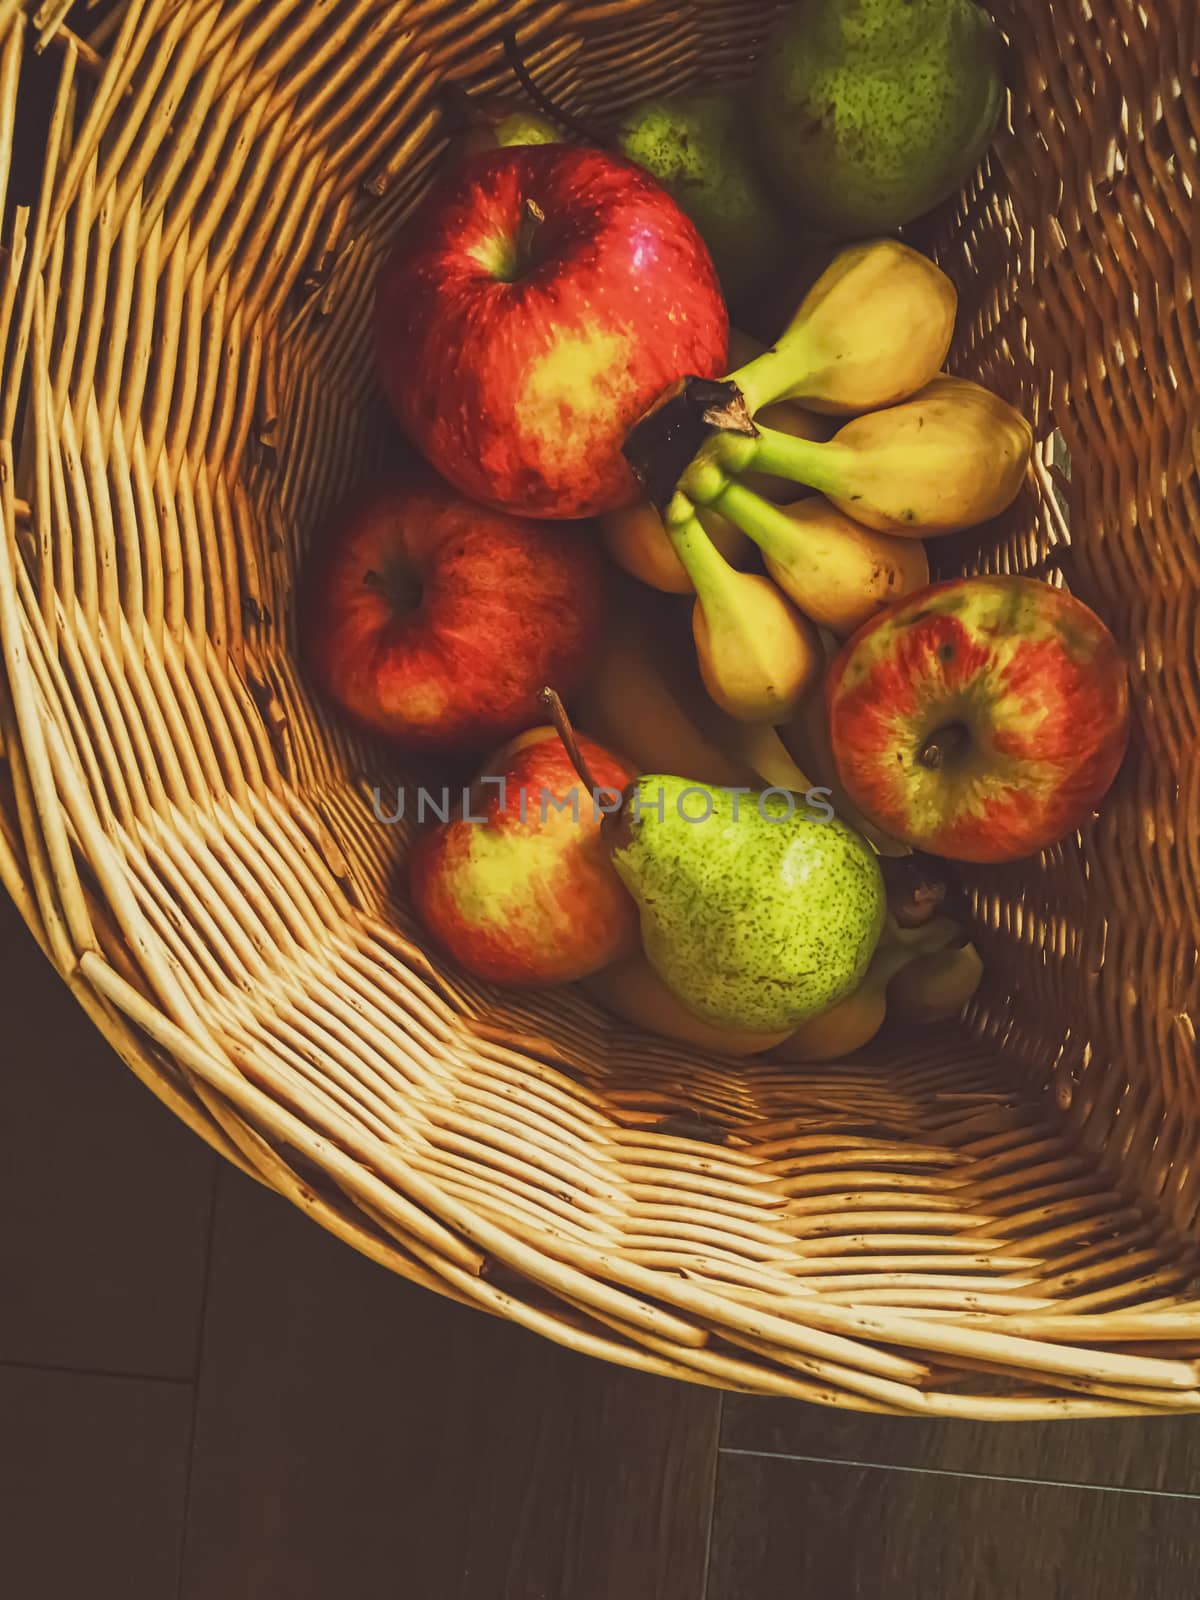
[825,576,1131,863]
[410,726,638,985]
[374,143,728,520]
[299,470,607,757]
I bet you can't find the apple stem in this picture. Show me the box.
[917,722,970,771]
[501,28,606,145]
[538,687,600,793]
[516,197,545,269]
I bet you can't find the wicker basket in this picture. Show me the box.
[1,0,1198,1419]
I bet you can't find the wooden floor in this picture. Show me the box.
[2,890,1198,1599]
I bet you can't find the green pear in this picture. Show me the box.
[753,0,1007,238]
[615,90,791,301]
[606,775,886,1032]
[442,88,561,163]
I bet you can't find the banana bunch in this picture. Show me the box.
[605,237,1033,730]
[769,918,984,1064]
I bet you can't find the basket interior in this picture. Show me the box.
[1,0,1199,1414]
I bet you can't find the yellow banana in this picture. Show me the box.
[666,498,823,725]
[583,952,791,1056]
[602,326,832,596]
[888,941,984,1024]
[573,577,759,788]
[600,501,749,594]
[771,917,960,1063]
[727,240,958,417]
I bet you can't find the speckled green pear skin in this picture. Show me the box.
[753,0,1006,237]
[615,92,790,299]
[608,776,887,1032]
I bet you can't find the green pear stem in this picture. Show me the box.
[724,422,850,500]
[537,686,599,793]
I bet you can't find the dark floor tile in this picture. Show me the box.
[721,1392,1200,1496]
[0,894,216,1378]
[707,1450,1199,1600]
[0,1364,193,1600]
[181,1168,719,1600]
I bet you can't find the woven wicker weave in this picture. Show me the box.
[1,0,1198,1418]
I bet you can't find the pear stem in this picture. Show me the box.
[537,686,600,792]
[727,422,848,500]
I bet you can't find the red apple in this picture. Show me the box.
[300,469,607,756]
[825,576,1130,863]
[410,726,637,984]
[374,143,728,520]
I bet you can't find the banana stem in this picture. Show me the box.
[725,335,815,415]
[880,914,961,959]
[723,423,848,500]
[662,493,735,609]
[707,478,814,568]
[867,939,930,990]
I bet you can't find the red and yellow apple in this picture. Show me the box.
[374,143,729,520]
[825,576,1130,863]
[409,725,638,985]
[299,470,607,757]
